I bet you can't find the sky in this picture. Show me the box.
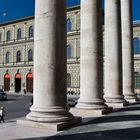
[0,0,140,24]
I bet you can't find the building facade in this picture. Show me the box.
[0,5,140,94]
[133,21,140,93]
[0,17,34,93]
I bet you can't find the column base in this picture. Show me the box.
[124,93,138,103]
[105,101,129,108]
[76,98,108,110]
[17,116,81,131]
[26,105,74,123]
[125,98,138,103]
[104,95,129,108]
[71,107,113,116]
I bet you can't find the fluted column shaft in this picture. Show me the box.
[104,0,127,106]
[27,0,73,122]
[121,0,137,102]
[76,0,107,109]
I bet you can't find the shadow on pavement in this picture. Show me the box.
[113,106,140,113]
[82,114,140,125]
[8,103,140,140]
[17,127,140,140]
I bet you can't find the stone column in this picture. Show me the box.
[121,0,137,102]
[104,0,128,107]
[76,0,108,112]
[25,0,80,130]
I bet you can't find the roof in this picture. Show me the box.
[0,16,34,27]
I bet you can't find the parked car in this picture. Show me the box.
[67,98,77,107]
[0,89,7,100]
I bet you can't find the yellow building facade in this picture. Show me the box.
[0,6,139,94]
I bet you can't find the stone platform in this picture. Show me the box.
[17,117,81,131]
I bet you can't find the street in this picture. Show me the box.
[0,94,32,121]
[0,93,78,122]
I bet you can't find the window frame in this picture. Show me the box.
[28,49,33,62]
[0,32,2,42]
[6,30,11,42]
[5,52,10,63]
[133,37,140,54]
[67,18,72,32]
[29,26,34,38]
[17,28,22,40]
[135,72,140,88]
[67,45,72,59]
[16,51,21,63]
[67,74,71,88]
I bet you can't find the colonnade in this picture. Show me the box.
[25,0,137,130]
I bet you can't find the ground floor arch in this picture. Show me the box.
[4,73,10,91]
[26,73,33,93]
[15,73,21,92]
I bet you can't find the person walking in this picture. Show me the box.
[0,107,5,123]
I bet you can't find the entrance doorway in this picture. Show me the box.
[26,73,33,93]
[4,73,10,91]
[15,73,21,92]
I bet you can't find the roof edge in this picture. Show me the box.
[0,16,34,27]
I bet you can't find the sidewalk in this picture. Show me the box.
[7,92,33,96]
[1,103,140,140]
[0,119,58,140]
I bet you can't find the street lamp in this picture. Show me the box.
[2,10,7,23]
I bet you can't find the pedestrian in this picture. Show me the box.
[0,107,5,123]
[31,97,33,105]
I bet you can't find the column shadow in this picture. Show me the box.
[16,127,140,140]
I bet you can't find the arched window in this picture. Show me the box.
[67,19,72,32]
[16,51,21,62]
[67,74,71,87]
[26,73,33,93]
[135,72,140,88]
[67,45,72,59]
[29,26,34,38]
[4,73,10,91]
[28,49,33,62]
[6,52,10,63]
[15,73,21,92]
[6,30,11,42]
[17,28,22,40]
[133,38,140,54]
[0,33,2,42]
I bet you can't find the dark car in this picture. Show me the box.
[67,98,77,107]
[0,89,7,100]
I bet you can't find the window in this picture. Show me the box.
[6,52,10,63]
[77,15,80,29]
[133,38,140,54]
[28,49,33,62]
[67,45,72,59]
[67,74,71,87]
[135,73,140,88]
[6,30,11,42]
[16,51,21,62]
[0,33,2,42]
[17,28,22,40]
[67,19,72,32]
[29,26,34,38]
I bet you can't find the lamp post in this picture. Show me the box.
[2,10,7,23]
